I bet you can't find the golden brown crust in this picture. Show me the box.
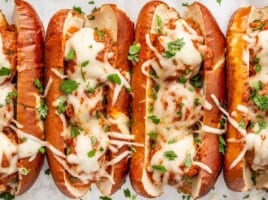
[224,6,252,191]
[13,0,45,195]
[186,2,226,198]
[130,1,225,198]
[130,1,165,197]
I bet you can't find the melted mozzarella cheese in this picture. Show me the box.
[146,19,204,80]
[67,132,108,174]
[0,84,15,131]
[150,135,195,184]
[0,34,11,84]
[0,133,18,175]
[64,27,130,105]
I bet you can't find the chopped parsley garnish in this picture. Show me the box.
[38,146,46,154]
[22,137,27,143]
[251,81,263,91]
[70,177,77,183]
[123,188,137,200]
[33,79,44,93]
[66,48,75,61]
[104,125,111,132]
[184,153,192,167]
[148,131,157,141]
[20,167,30,175]
[72,6,84,14]
[81,60,89,67]
[243,194,250,199]
[60,79,79,94]
[220,117,226,128]
[256,120,266,134]
[164,150,177,161]
[252,20,266,31]
[149,68,159,79]
[5,91,17,104]
[86,85,95,93]
[147,115,160,124]
[70,125,81,138]
[216,0,222,5]
[190,74,203,88]
[95,111,101,119]
[163,38,185,58]
[219,135,226,155]
[178,76,187,84]
[152,84,160,99]
[152,165,167,173]
[182,195,191,200]
[156,15,163,34]
[128,44,141,62]
[182,2,189,6]
[252,95,268,111]
[37,99,48,120]
[45,168,51,175]
[88,1,94,4]
[251,170,257,185]
[65,147,71,155]
[238,118,246,129]
[87,149,96,158]
[254,64,262,73]
[57,96,67,114]
[0,192,15,200]
[99,197,112,200]
[107,74,121,85]
[95,28,105,37]
[183,176,192,183]
[0,67,10,76]
[194,98,200,106]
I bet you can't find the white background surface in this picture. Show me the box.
[2,0,268,199]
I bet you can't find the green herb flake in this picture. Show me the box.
[45,168,51,175]
[216,0,222,5]
[87,149,96,158]
[178,76,187,84]
[66,48,75,61]
[37,99,48,120]
[190,74,203,88]
[148,131,157,141]
[243,194,250,199]
[256,120,266,134]
[66,147,71,155]
[252,95,268,111]
[0,67,10,76]
[20,167,30,175]
[238,118,246,129]
[123,188,131,198]
[107,74,121,85]
[184,153,192,167]
[86,85,96,94]
[71,125,81,138]
[0,192,15,200]
[194,98,200,106]
[164,150,177,161]
[57,96,67,114]
[60,79,79,94]
[99,196,112,200]
[251,170,257,185]
[5,91,17,104]
[81,60,89,67]
[39,146,46,154]
[163,38,185,58]
[34,79,44,93]
[148,115,160,124]
[128,44,141,62]
[251,81,263,91]
[88,1,94,4]
[156,15,163,34]
[72,6,84,14]
[95,28,105,37]
[70,177,77,183]
[152,165,167,173]
[22,137,28,143]
[182,2,189,6]
[254,64,262,73]
[219,135,226,155]
[104,125,111,132]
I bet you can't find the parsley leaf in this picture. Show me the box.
[87,149,96,158]
[99,197,112,200]
[107,74,121,85]
[163,38,185,58]
[128,44,141,62]
[72,6,84,14]
[0,67,10,76]
[34,79,44,93]
[5,91,17,104]
[0,192,14,200]
[184,153,192,167]
[164,150,177,161]
[152,165,167,173]
[148,115,160,124]
[60,80,79,94]
[156,15,163,34]
[252,95,268,111]
[219,135,226,155]
[57,96,67,114]
[70,125,81,138]
[66,48,75,61]
[190,74,203,88]
[37,99,48,120]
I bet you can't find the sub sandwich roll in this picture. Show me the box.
[0,0,45,196]
[225,6,268,191]
[130,1,225,198]
[45,5,134,198]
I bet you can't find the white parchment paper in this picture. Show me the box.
[2,0,268,199]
